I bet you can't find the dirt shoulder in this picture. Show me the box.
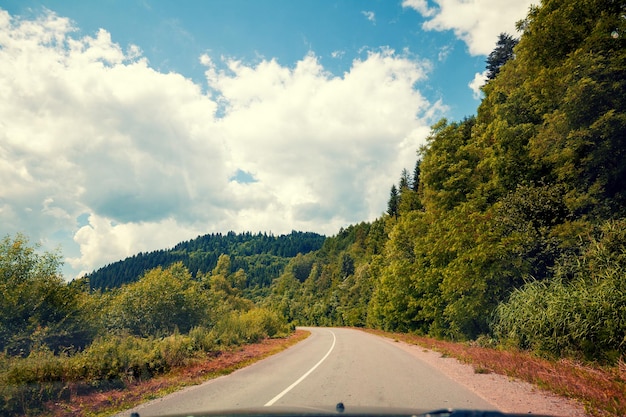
[365,329,626,417]
[387,337,587,416]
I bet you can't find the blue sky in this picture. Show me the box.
[0,0,535,278]
[4,0,491,117]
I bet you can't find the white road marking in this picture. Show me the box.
[264,329,337,407]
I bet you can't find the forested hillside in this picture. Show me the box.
[264,0,626,362]
[85,231,325,290]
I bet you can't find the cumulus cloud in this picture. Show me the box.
[401,0,436,18]
[68,214,204,277]
[468,71,488,99]
[1,10,440,278]
[402,0,535,56]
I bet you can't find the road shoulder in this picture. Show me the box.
[375,334,588,417]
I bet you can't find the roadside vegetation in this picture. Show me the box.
[2,0,625,416]
[0,235,291,416]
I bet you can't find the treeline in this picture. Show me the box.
[85,231,325,290]
[264,0,626,362]
[0,235,289,416]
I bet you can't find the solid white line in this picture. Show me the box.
[264,329,336,407]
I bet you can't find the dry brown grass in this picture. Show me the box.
[42,330,311,417]
[365,329,625,417]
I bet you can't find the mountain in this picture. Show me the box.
[85,230,325,290]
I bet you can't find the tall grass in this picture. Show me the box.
[494,276,625,361]
[494,220,626,363]
[0,308,288,416]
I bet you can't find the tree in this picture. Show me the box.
[419,117,480,212]
[411,160,421,192]
[105,263,207,337]
[290,253,314,282]
[0,234,92,355]
[340,253,355,279]
[399,168,411,191]
[486,33,518,80]
[387,184,399,218]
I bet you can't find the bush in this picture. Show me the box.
[104,263,208,337]
[494,220,626,362]
[68,333,203,383]
[1,347,70,416]
[211,308,288,346]
[0,234,95,356]
[188,326,217,352]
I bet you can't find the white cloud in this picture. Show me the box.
[403,0,535,56]
[68,214,203,277]
[362,10,376,23]
[401,0,435,18]
[1,10,441,278]
[468,71,488,99]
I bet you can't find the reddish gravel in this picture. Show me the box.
[365,329,624,417]
[43,330,310,417]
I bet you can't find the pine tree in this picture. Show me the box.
[399,168,411,191]
[412,160,421,192]
[387,184,399,218]
[486,33,518,80]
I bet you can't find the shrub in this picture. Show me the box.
[1,347,70,416]
[104,263,208,337]
[494,220,626,362]
[188,326,217,352]
[211,308,288,346]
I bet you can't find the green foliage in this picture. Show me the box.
[3,3,626,414]
[0,346,71,416]
[1,276,289,416]
[0,235,296,415]
[387,184,399,218]
[87,231,325,290]
[211,308,289,346]
[0,234,94,356]
[486,33,519,80]
[275,0,626,357]
[1,332,205,416]
[419,117,481,212]
[104,263,208,337]
[495,220,626,361]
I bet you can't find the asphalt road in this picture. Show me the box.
[122,327,497,416]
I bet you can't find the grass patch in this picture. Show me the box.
[473,366,492,374]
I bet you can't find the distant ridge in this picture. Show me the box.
[85,231,325,290]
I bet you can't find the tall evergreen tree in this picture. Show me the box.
[486,33,519,80]
[412,160,421,192]
[399,168,411,191]
[387,184,399,219]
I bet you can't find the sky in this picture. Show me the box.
[0,0,535,279]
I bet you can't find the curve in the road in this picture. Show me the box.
[264,329,336,406]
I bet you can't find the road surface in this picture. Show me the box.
[122,327,497,416]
